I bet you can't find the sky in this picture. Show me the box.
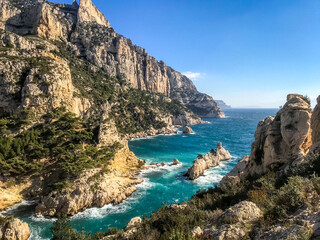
[53,0,320,108]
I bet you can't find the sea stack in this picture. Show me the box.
[186,142,231,180]
[183,126,194,134]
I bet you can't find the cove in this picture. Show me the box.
[2,108,277,240]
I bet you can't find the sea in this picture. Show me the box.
[0,108,278,240]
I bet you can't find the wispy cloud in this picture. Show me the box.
[182,71,204,81]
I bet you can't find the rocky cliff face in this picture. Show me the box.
[311,96,320,153]
[220,94,316,191]
[0,0,224,118]
[35,145,145,217]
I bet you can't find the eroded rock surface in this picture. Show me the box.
[182,125,193,134]
[35,145,144,217]
[186,142,231,180]
[0,0,224,118]
[0,218,30,240]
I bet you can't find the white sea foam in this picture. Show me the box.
[193,171,224,187]
[141,162,183,174]
[29,215,56,222]
[0,200,38,216]
[71,178,156,220]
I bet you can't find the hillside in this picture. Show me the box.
[0,0,223,220]
[0,0,224,118]
[46,94,320,239]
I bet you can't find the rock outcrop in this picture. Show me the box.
[311,95,320,153]
[200,201,262,240]
[35,145,145,217]
[186,142,231,180]
[218,201,262,225]
[220,94,314,192]
[182,126,193,134]
[219,156,249,193]
[0,218,30,240]
[77,0,110,27]
[0,0,224,118]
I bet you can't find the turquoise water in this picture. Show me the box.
[1,108,277,240]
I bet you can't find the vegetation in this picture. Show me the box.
[51,42,191,135]
[0,107,121,190]
[0,215,14,227]
[51,215,122,240]
[52,154,320,239]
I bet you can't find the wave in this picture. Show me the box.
[0,200,38,216]
[141,163,183,174]
[71,178,157,220]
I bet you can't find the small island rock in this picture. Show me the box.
[183,126,194,134]
[186,142,231,180]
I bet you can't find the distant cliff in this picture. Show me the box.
[0,0,224,118]
[215,100,231,109]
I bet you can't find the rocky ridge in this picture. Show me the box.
[186,142,231,180]
[0,0,211,222]
[0,0,224,118]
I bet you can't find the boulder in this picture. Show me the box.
[186,143,231,180]
[218,201,262,225]
[0,218,30,240]
[126,217,142,229]
[182,126,194,134]
[172,158,181,165]
[203,224,246,240]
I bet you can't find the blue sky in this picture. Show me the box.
[53,0,320,108]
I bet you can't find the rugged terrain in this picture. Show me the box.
[0,0,228,228]
[0,0,224,118]
[55,94,319,240]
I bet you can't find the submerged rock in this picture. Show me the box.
[182,126,194,134]
[186,142,231,180]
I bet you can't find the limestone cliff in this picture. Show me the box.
[311,96,320,152]
[220,94,316,191]
[0,0,224,118]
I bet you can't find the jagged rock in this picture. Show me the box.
[219,156,249,193]
[218,201,262,225]
[186,143,231,180]
[98,102,123,146]
[182,126,193,134]
[0,218,30,240]
[310,95,320,153]
[0,0,224,118]
[203,224,246,240]
[172,158,181,165]
[77,0,110,27]
[126,217,142,229]
[247,94,312,177]
[0,31,90,117]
